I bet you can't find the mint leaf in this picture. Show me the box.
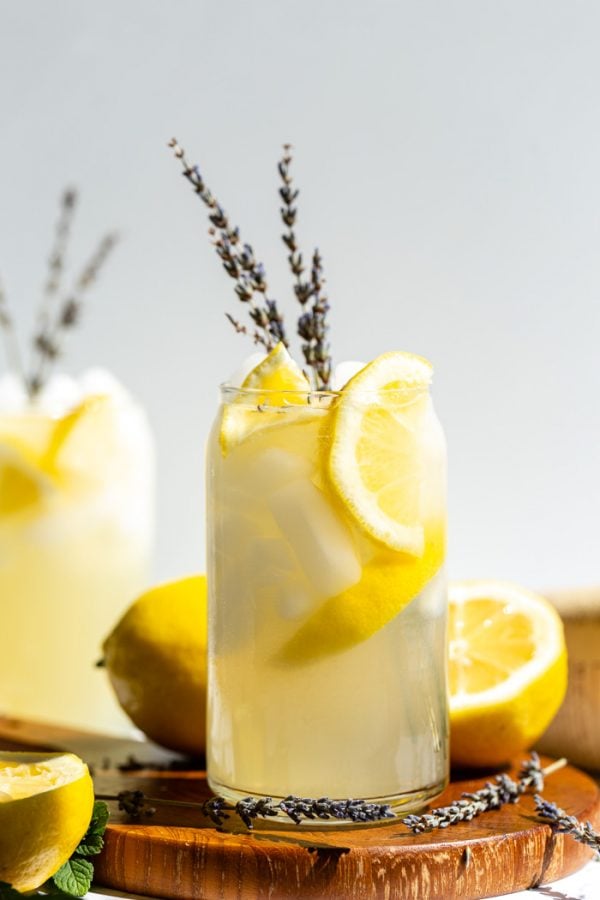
[72,831,103,857]
[51,857,93,897]
[49,799,109,896]
[74,801,109,857]
[87,800,110,836]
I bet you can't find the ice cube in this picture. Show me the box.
[278,582,314,619]
[331,360,366,390]
[0,374,27,413]
[268,479,362,598]
[37,373,82,415]
[244,447,312,496]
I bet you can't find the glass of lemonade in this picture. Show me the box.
[207,346,447,818]
[0,369,154,734]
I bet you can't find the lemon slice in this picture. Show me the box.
[279,524,445,664]
[220,343,311,453]
[328,352,432,554]
[449,580,568,767]
[0,442,54,517]
[0,751,94,893]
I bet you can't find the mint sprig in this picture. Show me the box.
[50,800,109,897]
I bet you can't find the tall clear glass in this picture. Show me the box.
[0,370,154,734]
[207,377,447,817]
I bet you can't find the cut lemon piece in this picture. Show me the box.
[220,343,311,453]
[279,521,445,664]
[449,580,568,767]
[0,442,55,517]
[328,352,433,554]
[0,751,94,893]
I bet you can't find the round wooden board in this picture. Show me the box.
[93,757,600,900]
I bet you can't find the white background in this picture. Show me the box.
[1,0,599,589]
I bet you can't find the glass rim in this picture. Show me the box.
[219,381,431,400]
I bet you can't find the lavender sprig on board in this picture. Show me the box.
[168,138,287,351]
[534,795,600,856]
[98,790,393,829]
[278,146,331,389]
[403,753,558,834]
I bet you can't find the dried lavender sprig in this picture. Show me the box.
[277,795,394,826]
[0,274,25,379]
[225,312,269,350]
[534,795,600,856]
[28,232,118,396]
[169,138,287,351]
[278,144,313,308]
[277,147,332,389]
[402,753,562,834]
[97,790,393,829]
[297,248,331,390]
[40,187,78,313]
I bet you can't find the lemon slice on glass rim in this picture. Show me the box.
[219,342,313,453]
[0,751,94,893]
[328,351,433,555]
[449,580,568,767]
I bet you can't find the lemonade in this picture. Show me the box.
[207,348,448,814]
[0,369,154,734]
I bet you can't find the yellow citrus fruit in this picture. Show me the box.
[328,351,434,554]
[102,575,207,756]
[219,342,311,453]
[449,580,568,767]
[0,751,94,893]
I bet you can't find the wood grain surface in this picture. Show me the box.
[1,720,598,900]
[90,759,599,900]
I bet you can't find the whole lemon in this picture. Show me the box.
[0,751,94,893]
[103,574,207,755]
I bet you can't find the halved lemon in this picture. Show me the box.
[220,343,312,453]
[449,580,568,767]
[0,751,94,893]
[328,352,433,555]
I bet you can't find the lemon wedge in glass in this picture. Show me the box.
[219,342,311,454]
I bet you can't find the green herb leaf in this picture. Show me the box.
[49,799,110,896]
[51,857,94,897]
[75,800,109,855]
[73,831,104,857]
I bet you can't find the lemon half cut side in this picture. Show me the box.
[449,580,568,767]
[0,751,94,893]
